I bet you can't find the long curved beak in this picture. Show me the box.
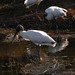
[12,31,19,41]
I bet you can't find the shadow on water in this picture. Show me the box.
[0,35,75,74]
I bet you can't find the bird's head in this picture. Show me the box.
[43,12,48,18]
[16,24,24,32]
[13,24,24,40]
[42,12,48,21]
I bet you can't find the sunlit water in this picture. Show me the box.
[0,35,75,75]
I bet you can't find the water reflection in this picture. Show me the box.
[0,35,75,74]
[47,37,69,53]
[24,37,69,55]
[22,37,69,63]
[0,36,69,58]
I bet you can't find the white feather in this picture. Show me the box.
[45,6,67,20]
[24,0,43,8]
[19,30,56,47]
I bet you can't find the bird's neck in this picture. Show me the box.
[19,31,30,41]
[19,31,26,35]
[19,31,26,36]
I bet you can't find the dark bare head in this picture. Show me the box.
[13,24,24,41]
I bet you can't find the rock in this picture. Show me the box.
[0,33,6,41]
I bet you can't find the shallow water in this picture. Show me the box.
[0,35,75,75]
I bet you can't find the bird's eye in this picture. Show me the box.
[51,42,55,44]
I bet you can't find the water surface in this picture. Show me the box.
[0,35,75,74]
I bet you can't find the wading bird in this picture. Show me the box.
[13,24,56,47]
[44,6,67,20]
[44,6,68,40]
[24,0,43,12]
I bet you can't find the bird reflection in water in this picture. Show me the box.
[47,37,69,53]
[15,36,69,62]
[23,41,50,63]
[24,42,41,63]
[7,28,69,62]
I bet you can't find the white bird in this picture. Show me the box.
[24,0,43,14]
[24,0,43,8]
[13,24,56,47]
[44,6,67,20]
[43,6,68,40]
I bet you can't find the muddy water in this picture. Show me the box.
[0,35,75,75]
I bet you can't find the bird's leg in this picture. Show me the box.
[56,21,59,41]
[35,45,42,62]
[28,8,33,13]
[35,5,39,14]
[55,20,61,42]
[26,6,33,14]
[33,5,39,28]
[56,24,58,35]
[35,5,40,18]
[37,45,41,61]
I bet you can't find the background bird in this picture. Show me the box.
[13,24,56,47]
[44,6,68,20]
[24,0,43,13]
[43,6,68,41]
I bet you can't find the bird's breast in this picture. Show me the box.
[19,31,30,40]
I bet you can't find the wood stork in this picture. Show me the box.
[44,6,68,40]
[44,6,68,20]
[13,24,56,47]
[24,0,43,13]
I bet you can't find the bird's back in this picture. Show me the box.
[24,0,43,8]
[26,30,56,45]
[19,30,56,46]
[45,6,67,20]
[36,0,43,5]
[24,0,36,8]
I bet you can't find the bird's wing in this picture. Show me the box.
[26,30,55,43]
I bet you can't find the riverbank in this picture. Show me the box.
[0,0,75,29]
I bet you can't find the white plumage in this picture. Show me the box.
[24,0,43,8]
[13,25,56,47]
[44,6,67,20]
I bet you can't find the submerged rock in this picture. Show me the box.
[0,33,6,41]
